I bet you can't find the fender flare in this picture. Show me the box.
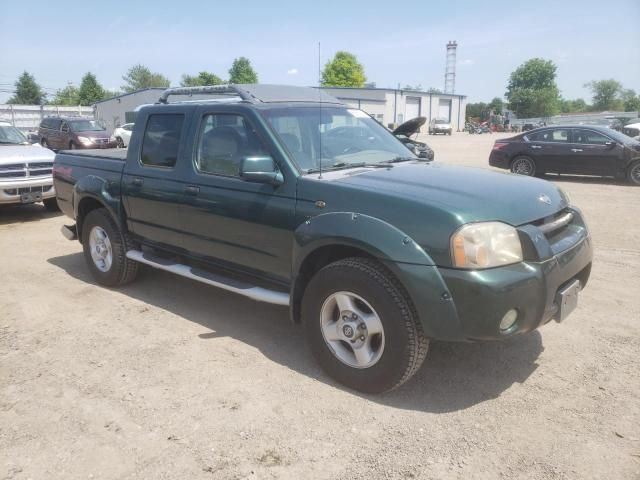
[73,175,123,238]
[293,212,435,271]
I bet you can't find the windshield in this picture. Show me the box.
[0,125,28,145]
[69,120,104,132]
[261,106,415,173]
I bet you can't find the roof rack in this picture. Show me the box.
[157,85,258,104]
[157,84,342,105]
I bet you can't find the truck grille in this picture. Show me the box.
[3,185,53,195]
[531,208,573,237]
[0,162,53,179]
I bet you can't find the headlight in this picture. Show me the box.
[451,221,523,269]
[78,136,93,145]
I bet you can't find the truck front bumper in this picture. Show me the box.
[0,177,56,205]
[386,233,593,342]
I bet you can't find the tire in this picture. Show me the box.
[81,208,138,287]
[116,137,125,148]
[302,257,428,393]
[510,156,536,176]
[43,198,59,212]
[627,161,640,186]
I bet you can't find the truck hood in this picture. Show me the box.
[333,162,568,226]
[0,144,55,164]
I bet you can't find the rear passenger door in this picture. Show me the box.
[179,107,297,283]
[122,110,192,248]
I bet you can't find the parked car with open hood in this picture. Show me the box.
[53,85,593,393]
[392,117,434,160]
[0,121,57,210]
[38,116,116,150]
[489,125,640,185]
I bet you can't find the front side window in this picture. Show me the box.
[262,106,415,173]
[69,120,104,132]
[196,113,270,177]
[141,114,184,168]
[573,129,610,145]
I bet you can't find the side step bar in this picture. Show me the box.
[125,250,289,306]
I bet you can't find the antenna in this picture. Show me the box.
[318,41,323,179]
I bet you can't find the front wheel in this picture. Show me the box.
[627,161,640,186]
[510,156,536,176]
[302,257,428,393]
[82,208,138,287]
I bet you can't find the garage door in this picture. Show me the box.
[405,97,421,121]
[438,99,451,122]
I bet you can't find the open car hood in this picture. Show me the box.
[393,117,426,137]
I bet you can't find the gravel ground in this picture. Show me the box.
[1,132,639,480]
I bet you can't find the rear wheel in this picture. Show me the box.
[81,208,138,287]
[627,161,640,186]
[510,156,536,176]
[302,257,428,393]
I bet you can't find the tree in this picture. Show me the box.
[585,79,623,111]
[121,64,170,93]
[426,87,443,94]
[506,58,560,117]
[559,98,590,113]
[77,72,106,105]
[51,84,80,105]
[181,71,225,87]
[620,88,640,112]
[8,71,45,104]
[403,84,423,91]
[228,57,258,84]
[487,97,504,115]
[321,51,366,87]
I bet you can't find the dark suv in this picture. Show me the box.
[39,117,116,150]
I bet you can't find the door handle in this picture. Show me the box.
[571,148,583,152]
[530,145,542,149]
[132,177,143,187]
[184,185,200,196]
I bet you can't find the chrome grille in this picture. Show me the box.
[0,161,53,179]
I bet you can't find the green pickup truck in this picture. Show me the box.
[53,85,592,393]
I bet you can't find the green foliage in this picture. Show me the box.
[321,51,366,87]
[558,98,590,113]
[228,57,258,84]
[51,85,80,105]
[621,89,640,112]
[487,97,504,115]
[506,58,560,117]
[121,64,170,93]
[77,72,105,105]
[585,79,623,111]
[8,71,45,104]
[403,84,423,91]
[181,71,225,87]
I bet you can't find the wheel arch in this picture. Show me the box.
[74,175,124,243]
[290,212,435,324]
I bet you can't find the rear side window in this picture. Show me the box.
[140,114,184,168]
[529,129,569,143]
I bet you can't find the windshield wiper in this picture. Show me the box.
[306,161,395,174]
[381,156,416,164]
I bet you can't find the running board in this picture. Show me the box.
[125,250,289,306]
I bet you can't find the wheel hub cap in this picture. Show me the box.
[89,226,113,272]
[320,291,385,369]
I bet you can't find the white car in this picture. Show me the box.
[429,118,453,135]
[0,121,57,210]
[113,123,134,148]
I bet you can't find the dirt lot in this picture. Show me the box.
[1,132,639,480]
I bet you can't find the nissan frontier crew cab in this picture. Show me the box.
[53,85,593,393]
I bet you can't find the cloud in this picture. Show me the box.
[287,68,298,75]
[459,59,474,66]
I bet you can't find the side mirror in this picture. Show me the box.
[239,156,284,186]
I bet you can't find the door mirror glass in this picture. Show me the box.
[239,156,283,186]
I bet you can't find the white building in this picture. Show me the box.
[320,87,467,131]
[93,86,467,134]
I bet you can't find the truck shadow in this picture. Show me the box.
[48,252,543,414]
[0,203,61,225]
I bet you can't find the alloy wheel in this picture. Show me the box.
[89,226,113,272]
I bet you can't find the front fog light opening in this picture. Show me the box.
[500,309,519,332]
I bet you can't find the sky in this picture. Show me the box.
[1,0,639,104]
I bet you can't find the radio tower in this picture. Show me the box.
[444,41,457,94]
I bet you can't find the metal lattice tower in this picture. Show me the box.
[444,41,457,94]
